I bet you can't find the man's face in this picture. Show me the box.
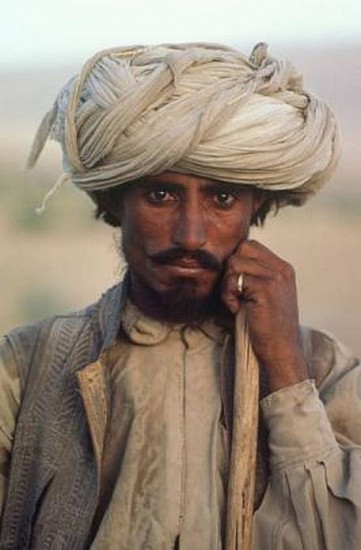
[114,171,261,320]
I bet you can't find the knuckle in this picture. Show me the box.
[267,262,295,290]
[267,276,279,291]
[281,262,295,279]
[245,239,257,247]
[241,240,254,254]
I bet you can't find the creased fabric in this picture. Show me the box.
[28,42,339,203]
[90,300,228,549]
[253,379,361,549]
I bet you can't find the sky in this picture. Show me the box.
[3,0,361,69]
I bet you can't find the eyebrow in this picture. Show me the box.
[138,177,249,195]
[203,182,248,195]
[137,179,183,193]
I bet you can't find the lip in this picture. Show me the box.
[151,259,210,275]
[169,259,205,269]
[165,264,209,276]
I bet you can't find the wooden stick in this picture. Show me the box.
[225,307,260,550]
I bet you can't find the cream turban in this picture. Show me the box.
[28,42,340,204]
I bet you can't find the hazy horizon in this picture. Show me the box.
[3,0,361,69]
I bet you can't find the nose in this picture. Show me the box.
[172,199,206,250]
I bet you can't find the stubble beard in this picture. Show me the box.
[133,274,224,324]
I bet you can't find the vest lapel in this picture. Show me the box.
[76,359,108,476]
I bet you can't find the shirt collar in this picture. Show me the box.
[121,298,230,346]
[121,299,171,345]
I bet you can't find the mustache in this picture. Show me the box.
[149,248,222,271]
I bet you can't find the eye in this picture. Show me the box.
[146,188,177,204]
[213,191,236,208]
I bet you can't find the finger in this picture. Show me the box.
[222,252,295,313]
[232,241,296,289]
[226,254,274,281]
[222,255,273,305]
[222,269,269,302]
[235,239,287,270]
[221,265,270,313]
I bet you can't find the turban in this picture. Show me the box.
[28,42,340,205]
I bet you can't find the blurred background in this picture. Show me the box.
[1,0,360,355]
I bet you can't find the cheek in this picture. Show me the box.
[209,213,251,256]
[121,209,172,257]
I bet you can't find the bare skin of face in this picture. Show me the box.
[105,171,308,392]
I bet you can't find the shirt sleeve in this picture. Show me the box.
[0,337,21,514]
[252,331,361,550]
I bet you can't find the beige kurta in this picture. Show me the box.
[1,303,361,549]
[91,300,229,549]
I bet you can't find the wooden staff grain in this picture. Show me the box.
[225,307,260,550]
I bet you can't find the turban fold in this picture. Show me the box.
[28,42,340,204]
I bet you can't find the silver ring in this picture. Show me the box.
[237,274,244,293]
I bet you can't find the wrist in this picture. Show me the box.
[265,355,308,393]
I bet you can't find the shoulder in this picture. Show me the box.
[0,305,96,394]
[301,325,359,390]
[0,281,126,390]
[301,325,361,445]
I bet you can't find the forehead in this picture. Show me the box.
[136,171,250,194]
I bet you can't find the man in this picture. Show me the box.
[0,42,360,549]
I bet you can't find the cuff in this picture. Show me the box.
[261,379,339,470]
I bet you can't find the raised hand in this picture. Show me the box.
[222,240,308,392]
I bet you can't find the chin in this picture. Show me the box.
[146,275,223,324]
[154,268,219,296]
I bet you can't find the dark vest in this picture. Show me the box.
[0,311,100,549]
[0,282,129,549]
